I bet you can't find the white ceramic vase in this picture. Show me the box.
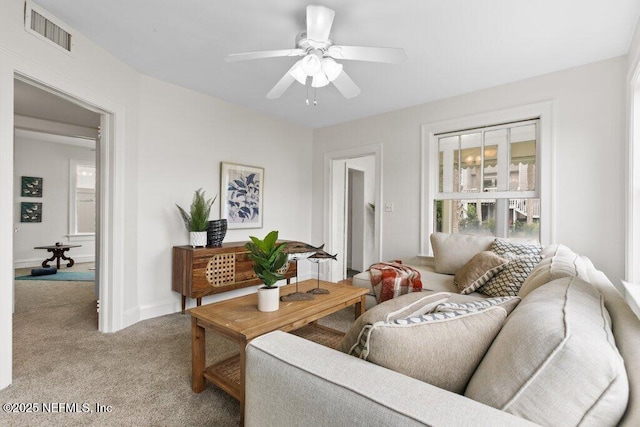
[190,231,207,248]
[257,286,280,312]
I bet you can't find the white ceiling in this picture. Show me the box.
[32,0,640,129]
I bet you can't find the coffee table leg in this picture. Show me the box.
[240,343,247,425]
[355,295,366,320]
[192,317,206,393]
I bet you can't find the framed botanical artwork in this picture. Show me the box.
[20,202,42,222]
[221,162,264,229]
[21,176,43,197]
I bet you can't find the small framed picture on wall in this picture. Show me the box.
[20,202,42,222]
[21,176,43,197]
[220,162,264,229]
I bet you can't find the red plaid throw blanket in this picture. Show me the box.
[369,262,423,303]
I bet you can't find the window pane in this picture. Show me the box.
[510,124,536,191]
[459,133,481,193]
[508,198,540,240]
[434,199,496,236]
[76,165,95,189]
[438,136,459,193]
[77,189,96,233]
[484,129,507,191]
[438,150,443,193]
[75,164,96,234]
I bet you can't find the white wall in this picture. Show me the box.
[13,136,96,267]
[312,56,627,288]
[132,76,313,322]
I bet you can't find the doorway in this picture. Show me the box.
[347,167,365,277]
[325,145,382,283]
[13,78,101,327]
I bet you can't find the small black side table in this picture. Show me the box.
[34,244,82,268]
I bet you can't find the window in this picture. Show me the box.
[435,121,539,240]
[420,101,553,255]
[69,159,96,237]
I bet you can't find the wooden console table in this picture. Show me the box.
[34,244,81,268]
[172,242,297,313]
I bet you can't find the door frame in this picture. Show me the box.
[11,74,122,335]
[324,144,382,282]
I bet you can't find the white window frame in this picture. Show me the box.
[420,101,555,255]
[68,158,96,241]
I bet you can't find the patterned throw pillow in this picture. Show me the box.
[435,296,521,315]
[492,239,542,258]
[453,251,509,295]
[478,255,540,297]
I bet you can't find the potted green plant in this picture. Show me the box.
[245,230,289,312]
[176,188,216,247]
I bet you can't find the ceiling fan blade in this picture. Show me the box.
[332,70,360,99]
[266,63,300,99]
[225,49,305,62]
[306,5,335,42]
[327,45,407,63]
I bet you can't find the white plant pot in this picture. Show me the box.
[190,231,207,248]
[257,286,280,312]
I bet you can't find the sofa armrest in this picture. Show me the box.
[245,331,536,427]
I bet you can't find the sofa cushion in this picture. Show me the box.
[478,254,538,297]
[336,292,451,354]
[518,244,588,298]
[465,277,628,426]
[491,238,542,258]
[350,306,507,394]
[430,233,495,274]
[454,251,508,294]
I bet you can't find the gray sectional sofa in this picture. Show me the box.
[245,233,640,426]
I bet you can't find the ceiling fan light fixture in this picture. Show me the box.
[322,57,343,82]
[289,60,308,85]
[311,72,330,88]
[301,51,323,76]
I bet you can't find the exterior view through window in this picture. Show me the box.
[435,120,540,241]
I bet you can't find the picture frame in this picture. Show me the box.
[21,176,43,197]
[220,162,264,229]
[20,202,42,223]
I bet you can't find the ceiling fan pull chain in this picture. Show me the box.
[314,88,318,106]
[306,84,310,106]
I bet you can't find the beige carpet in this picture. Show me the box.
[1,264,354,426]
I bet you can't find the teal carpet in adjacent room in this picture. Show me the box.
[15,271,95,281]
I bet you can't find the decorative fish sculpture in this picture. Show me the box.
[282,241,325,254]
[282,241,337,260]
[308,250,337,261]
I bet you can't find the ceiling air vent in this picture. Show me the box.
[24,1,73,53]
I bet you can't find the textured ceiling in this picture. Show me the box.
[32,0,640,128]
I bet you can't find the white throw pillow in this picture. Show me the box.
[430,233,495,274]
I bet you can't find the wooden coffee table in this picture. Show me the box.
[189,279,368,421]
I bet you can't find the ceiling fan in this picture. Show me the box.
[225,5,407,102]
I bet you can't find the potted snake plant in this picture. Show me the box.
[176,188,216,247]
[245,230,288,312]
